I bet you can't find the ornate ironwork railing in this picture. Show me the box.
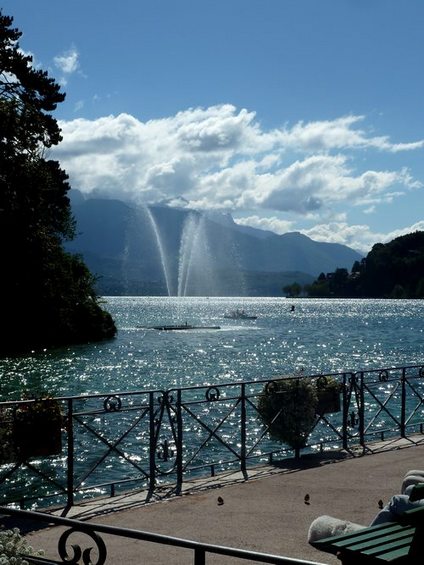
[0,505,327,565]
[0,364,423,509]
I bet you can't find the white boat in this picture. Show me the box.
[224,309,257,320]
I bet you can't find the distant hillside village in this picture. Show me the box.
[284,231,424,299]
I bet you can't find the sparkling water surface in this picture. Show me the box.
[1,297,424,400]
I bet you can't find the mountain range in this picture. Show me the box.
[67,190,363,296]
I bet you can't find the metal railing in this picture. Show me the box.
[1,364,423,509]
[0,505,328,565]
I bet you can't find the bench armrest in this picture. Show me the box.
[408,482,424,502]
[399,504,424,527]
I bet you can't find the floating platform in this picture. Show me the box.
[154,324,221,331]
[139,323,221,331]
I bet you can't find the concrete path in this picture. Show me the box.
[22,439,424,564]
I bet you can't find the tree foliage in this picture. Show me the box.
[282,282,302,298]
[306,231,424,299]
[0,11,116,354]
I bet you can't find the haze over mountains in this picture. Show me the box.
[67,190,363,296]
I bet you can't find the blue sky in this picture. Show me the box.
[3,0,424,253]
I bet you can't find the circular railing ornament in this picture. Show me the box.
[206,386,220,401]
[103,395,122,412]
[58,527,107,565]
[264,381,278,395]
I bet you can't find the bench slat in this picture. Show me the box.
[343,529,413,552]
[362,535,413,556]
[326,533,412,562]
[313,522,408,551]
[312,504,424,562]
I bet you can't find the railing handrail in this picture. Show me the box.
[0,506,328,565]
[1,363,422,405]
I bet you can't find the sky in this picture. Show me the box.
[2,0,424,254]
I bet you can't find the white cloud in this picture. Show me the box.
[53,47,79,85]
[234,155,420,214]
[301,222,382,254]
[382,221,424,244]
[278,115,424,153]
[54,47,79,74]
[54,105,424,251]
[235,215,294,234]
[301,221,424,254]
[74,100,84,112]
[175,105,257,152]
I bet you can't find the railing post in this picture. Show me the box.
[294,379,301,459]
[149,391,156,495]
[240,383,247,478]
[176,389,183,495]
[194,547,206,565]
[358,372,365,449]
[400,368,406,438]
[342,373,348,451]
[66,398,74,509]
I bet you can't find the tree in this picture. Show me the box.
[330,268,349,296]
[416,278,424,298]
[305,231,424,299]
[283,282,302,298]
[0,11,116,354]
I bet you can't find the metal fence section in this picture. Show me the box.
[0,506,328,565]
[0,389,168,508]
[0,364,423,509]
[349,365,424,449]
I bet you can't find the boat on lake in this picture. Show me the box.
[224,309,257,320]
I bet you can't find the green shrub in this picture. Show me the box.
[0,398,63,464]
[14,399,63,459]
[315,376,343,414]
[257,377,318,450]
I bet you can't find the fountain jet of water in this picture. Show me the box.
[177,214,197,296]
[177,213,218,296]
[143,206,174,296]
[183,216,205,297]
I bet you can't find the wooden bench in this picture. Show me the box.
[311,485,424,564]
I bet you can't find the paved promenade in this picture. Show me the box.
[25,438,424,564]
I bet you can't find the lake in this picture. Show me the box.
[1,297,424,400]
[1,296,424,508]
